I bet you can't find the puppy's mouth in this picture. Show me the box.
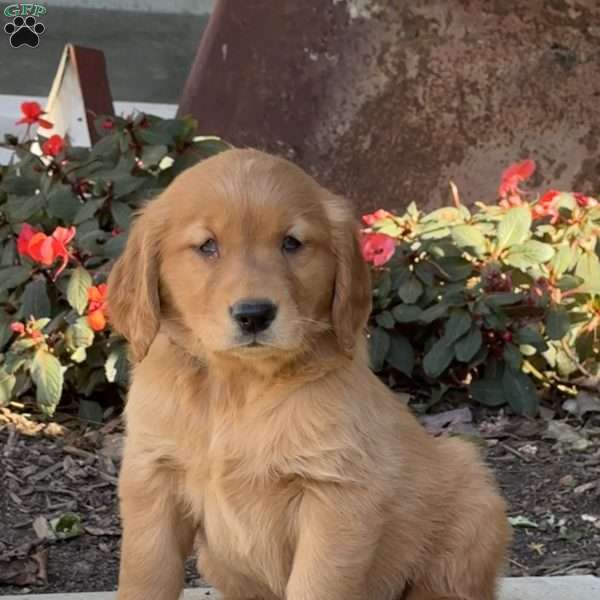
[233,334,274,352]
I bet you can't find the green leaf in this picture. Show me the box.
[486,292,523,306]
[50,513,83,540]
[575,251,600,294]
[4,194,46,222]
[66,267,92,315]
[502,370,538,416]
[470,376,507,407]
[1,239,17,266]
[433,256,473,281]
[374,272,392,300]
[423,338,454,378]
[105,345,129,385]
[451,224,487,256]
[70,347,87,363]
[397,277,423,304]
[443,309,472,343]
[455,327,482,362]
[546,307,570,340]
[420,302,450,323]
[504,240,555,270]
[386,335,414,377]
[369,327,391,372]
[421,206,463,224]
[514,326,547,351]
[391,304,423,323]
[111,201,133,231]
[21,279,51,320]
[0,266,31,292]
[74,198,104,225]
[497,206,532,250]
[65,317,95,351]
[0,312,12,348]
[508,516,539,529]
[31,349,64,415]
[100,233,127,259]
[389,265,411,288]
[140,144,168,167]
[556,275,583,291]
[110,173,147,199]
[78,399,104,423]
[47,184,79,222]
[375,311,395,329]
[554,192,577,212]
[415,262,436,286]
[550,244,577,277]
[11,337,41,353]
[0,368,16,406]
[502,342,523,371]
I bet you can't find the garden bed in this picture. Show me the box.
[1,405,599,594]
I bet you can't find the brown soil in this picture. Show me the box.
[1,406,599,594]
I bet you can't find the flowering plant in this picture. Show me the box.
[0,103,228,416]
[362,161,600,415]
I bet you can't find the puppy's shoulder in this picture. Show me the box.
[125,333,209,435]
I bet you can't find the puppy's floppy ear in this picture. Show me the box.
[107,207,161,363]
[326,194,372,356]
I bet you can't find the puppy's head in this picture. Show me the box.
[107,149,371,365]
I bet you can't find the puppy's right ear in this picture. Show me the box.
[107,208,160,362]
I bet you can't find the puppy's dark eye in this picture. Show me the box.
[282,236,302,253]
[198,238,218,258]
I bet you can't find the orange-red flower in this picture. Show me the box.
[360,232,396,267]
[16,101,53,129]
[87,284,108,332]
[362,209,393,227]
[41,134,65,157]
[16,223,39,256]
[498,159,536,199]
[17,224,76,279]
[532,189,560,223]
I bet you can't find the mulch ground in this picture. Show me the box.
[1,405,599,594]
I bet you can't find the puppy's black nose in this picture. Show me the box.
[230,300,277,334]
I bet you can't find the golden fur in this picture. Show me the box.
[108,149,511,600]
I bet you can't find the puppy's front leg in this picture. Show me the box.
[117,455,195,600]
[286,485,381,600]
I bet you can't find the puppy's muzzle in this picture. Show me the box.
[230,299,277,335]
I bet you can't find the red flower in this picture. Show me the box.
[532,189,560,223]
[16,101,53,129]
[87,284,108,331]
[102,118,114,130]
[17,223,39,255]
[41,134,65,157]
[362,209,393,226]
[10,322,25,335]
[17,224,76,279]
[360,233,396,267]
[574,193,598,208]
[498,159,536,198]
[10,320,43,341]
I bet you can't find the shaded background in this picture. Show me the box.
[179,0,600,212]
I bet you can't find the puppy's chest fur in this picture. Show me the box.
[176,383,313,591]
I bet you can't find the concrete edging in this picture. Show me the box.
[2,576,599,600]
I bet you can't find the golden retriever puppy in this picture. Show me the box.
[108,148,511,600]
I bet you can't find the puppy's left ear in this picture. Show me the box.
[326,194,372,356]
